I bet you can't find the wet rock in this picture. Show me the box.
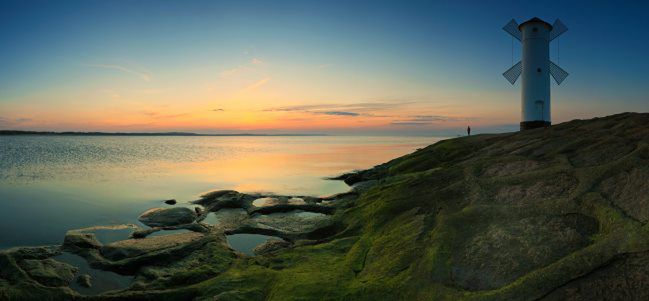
[100,232,205,261]
[164,199,177,205]
[253,239,291,255]
[138,207,196,227]
[20,258,78,287]
[194,190,244,207]
[330,167,386,186]
[63,231,102,252]
[76,273,92,288]
[252,211,332,234]
[195,190,334,217]
[199,189,238,201]
[131,227,162,239]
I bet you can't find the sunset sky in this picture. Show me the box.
[1,0,647,135]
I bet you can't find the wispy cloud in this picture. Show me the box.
[212,108,225,112]
[251,58,264,65]
[264,100,416,117]
[85,64,151,82]
[391,115,475,126]
[316,111,360,116]
[245,77,270,90]
[317,64,332,69]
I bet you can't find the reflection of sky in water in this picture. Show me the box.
[54,252,134,295]
[78,226,135,245]
[226,233,281,256]
[0,136,438,248]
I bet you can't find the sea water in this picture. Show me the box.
[0,135,438,248]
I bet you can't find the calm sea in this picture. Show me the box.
[0,135,439,248]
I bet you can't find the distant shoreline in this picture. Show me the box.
[0,130,327,137]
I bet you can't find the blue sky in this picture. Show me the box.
[0,0,647,134]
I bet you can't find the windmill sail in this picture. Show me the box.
[503,61,522,84]
[503,19,521,41]
[549,19,568,41]
[549,60,569,84]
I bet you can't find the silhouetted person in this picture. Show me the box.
[467,126,471,136]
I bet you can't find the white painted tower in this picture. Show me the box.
[503,17,569,130]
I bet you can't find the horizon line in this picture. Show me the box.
[0,130,329,137]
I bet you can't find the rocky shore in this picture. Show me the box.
[1,112,648,300]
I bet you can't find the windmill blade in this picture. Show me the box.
[503,19,521,41]
[549,60,569,84]
[549,19,568,41]
[503,61,522,84]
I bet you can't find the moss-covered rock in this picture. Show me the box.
[19,258,78,287]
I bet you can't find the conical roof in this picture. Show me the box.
[518,17,553,30]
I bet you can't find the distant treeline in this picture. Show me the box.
[0,130,327,137]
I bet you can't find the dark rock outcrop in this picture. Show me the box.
[138,207,197,227]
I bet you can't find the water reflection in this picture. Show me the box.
[0,136,438,248]
[54,252,134,295]
[226,233,282,256]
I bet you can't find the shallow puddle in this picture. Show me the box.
[54,252,134,295]
[226,233,282,256]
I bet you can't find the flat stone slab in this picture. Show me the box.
[101,232,204,260]
[138,207,197,227]
[252,211,331,234]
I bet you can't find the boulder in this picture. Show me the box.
[138,207,196,227]
[63,231,102,252]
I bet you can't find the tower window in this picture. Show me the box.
[533,27,538,32]
[537,68,542,73]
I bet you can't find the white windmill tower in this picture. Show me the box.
[503,17,569,130]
